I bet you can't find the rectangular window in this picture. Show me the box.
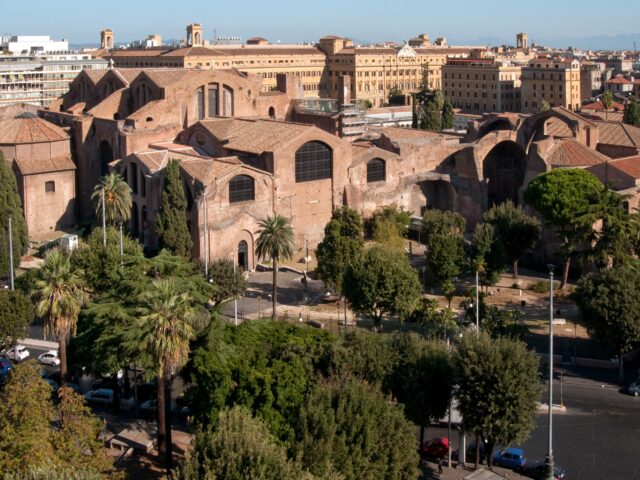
[197,87,205,120]
[208,85,218,117]
[45,181,55,193]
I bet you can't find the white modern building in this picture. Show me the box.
[0,54,108,107]
[1,35,69,54]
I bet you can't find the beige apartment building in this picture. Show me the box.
[100,26,475,107]
[520,57,581,113]
[442,57,522,114]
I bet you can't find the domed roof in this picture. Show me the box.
[0,113,68,144]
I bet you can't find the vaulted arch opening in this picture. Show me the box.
[482,141,527,207]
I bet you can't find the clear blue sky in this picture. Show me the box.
[2,0,638,48]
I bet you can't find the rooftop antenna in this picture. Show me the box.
[634,40,637,53]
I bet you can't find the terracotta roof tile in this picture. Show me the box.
[0,115,69,144]
[581,100,625,112]
[546,139,609,167]
[597,122,640,148]
[83,69,109,86]
[545,118,574,138]
[139,69,191,87]
[606,76,633,84]
[198,118,314,155]
[379,126,458,145]
[607,156,640,179]
[13,155,75,175]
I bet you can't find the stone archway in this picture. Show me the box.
[482,141,527,207]
[419,180,456,213]
[237,240,249,271]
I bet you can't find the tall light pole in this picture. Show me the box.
[119,223,124,270]
[475,270,480,334]
[8,214,14,291]
[545,264,555,480]
[101,188,106,247]
[233,258,238,327]
[202,193,209,279]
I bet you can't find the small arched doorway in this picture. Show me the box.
[237,240,249,271]
[268,106,276,119]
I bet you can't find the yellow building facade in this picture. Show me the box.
[520,58,581,113]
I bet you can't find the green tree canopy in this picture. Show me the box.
[91,172,132,226]
[421,100,442,131]
[470,222,508,288]
[178,406,314,480]
[422,209,466,245]
[0,362,116,479]
[455,334,540,467]
[0,289,32,350]
[524,168,602,287]
[295,378,419,480]
[576,264,640,384]
[71,226,144,293]
[0,152,28,279]
[623,97,640,127]
[343,245,421,329]
[483,200,540,279]
[441,98,455,130]
[156,159,193,257]
[316,207,364,294]
[204,258,248,305]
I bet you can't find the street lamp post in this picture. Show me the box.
[8,215,14,291]
[545,264,555,480]
[475,270,480,334]
[101,188,106,247]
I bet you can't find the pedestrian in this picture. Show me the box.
[438,457,443,476]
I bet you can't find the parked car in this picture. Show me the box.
[85,388,115,406]
[493,447,526,469]
[627,381,640,397]
[0,358,13,381]
[419,437,449,459]
[4,345,29,362]
[38,350,60,366]
[518,460,566,479]
[139,398,179,416]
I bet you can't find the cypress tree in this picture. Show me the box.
[0,152,27,279]
[441,99,455,130]
[156,159,193,257]
[623,97,640,128]
[422,100,442,131]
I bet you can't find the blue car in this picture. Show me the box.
[0,358,12,381]
[493,447,526,469]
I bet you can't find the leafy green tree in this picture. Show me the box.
[441,98,455,129]
[540,100,551,112]
[156,159,193,257]
[255,214,295,320]
[0,290,32,350]
[455,333,540,467]
[623,97,640,127]
[0,361,56,474]
[34,250,86,385]
[0,152,28,279]
[576,264,640,384]
[343,245,421,330]
[524,169,602,288]
[178,406,313,480]
[370,204,412,239]
[295,378,419,480]
[602,90,614,120]
[483,200,540,279]
[408,298,458,339]
[135,278,200,471]
[426,234,465,285]
[482,305,527,339]
[91,172,131,226]
[576,187,633,267]
[420,64,430,91]
[422,209,466,245]
[421,100,442,131]
[470,222,507,289]
[316,207,364,294]
[71,226,144,293]
[372,217,405,251]
[204,258,248,305]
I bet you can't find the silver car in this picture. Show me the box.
[628,382,640,397]
[85,388,115,406]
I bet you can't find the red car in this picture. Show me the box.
[420,437,449,459]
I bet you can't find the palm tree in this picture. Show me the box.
[91,172,132,226]
[33,249,86,386]
[602,90,614,121]
[255,214,295,320]
[136,278,197,471]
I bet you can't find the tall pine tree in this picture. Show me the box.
[0,152,28,279]
[156,159,193,257]
[442,99,455,130]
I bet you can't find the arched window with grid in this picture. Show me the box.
[229,175,255,203]
[295,141,332,183]
[366,158,386,183]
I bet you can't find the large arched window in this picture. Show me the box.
[366,158,386,183]
[229,175,255,203]
[295,142,332,183]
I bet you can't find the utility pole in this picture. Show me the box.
[475,270,479,334]
[119,223,124,270]
[202,193,209,279]
[8,215,14,290]
[101,188,106,247]
[545,264,555,480]
[233,259,238,326]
